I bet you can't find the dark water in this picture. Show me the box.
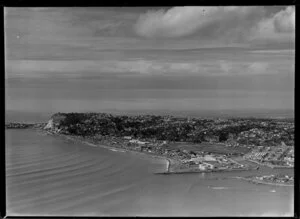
[6,129,294,216]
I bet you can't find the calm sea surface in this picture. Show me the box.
[6,129,294,216]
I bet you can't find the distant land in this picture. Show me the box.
[5,108,294,124]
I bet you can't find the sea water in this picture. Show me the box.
[6,129,294,216]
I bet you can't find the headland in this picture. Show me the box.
[5,112,294,185]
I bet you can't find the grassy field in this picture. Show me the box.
[163,142,251,155]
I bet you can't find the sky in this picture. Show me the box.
[4,6,295,116]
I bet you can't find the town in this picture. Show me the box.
[43,112,294,173]
[244,145,294,168]
[235,174,294,186]
[6,112,294,174]
[82,135,249,173]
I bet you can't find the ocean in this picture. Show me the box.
[6,129,294,216]
[5,76,294,121]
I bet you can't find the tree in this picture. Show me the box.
[219,131,229,142]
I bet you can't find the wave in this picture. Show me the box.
[210,186,229,190]
[109,148,125,153]
[6,129,294,216]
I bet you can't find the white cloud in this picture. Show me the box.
[273,6,295,33]
[219,60,233,73]
[248,62,269,74]
[134,6,261,38]
[252,6,295,40]
[217,61,271,75]
[6,59,288,78]
[134,6,295,44]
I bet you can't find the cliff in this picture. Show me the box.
[44,113,67,133]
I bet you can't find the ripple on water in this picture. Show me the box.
[6,129,294,216]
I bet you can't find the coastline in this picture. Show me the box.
[45,131,175,173]
[7,128,294,182]
[246,159,293,169]
[232,176,294,187]
[45,131,254,175]
[38,130,254,175]
[155,166,252,175]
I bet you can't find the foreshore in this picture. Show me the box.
[232,176,294,187]
[155,166,252,175]
[44,130,253,174]
[45,131,178,173]
[246,159,293,169]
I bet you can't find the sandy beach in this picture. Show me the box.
[48,132,173,172]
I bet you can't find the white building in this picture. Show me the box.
[199,164,207,171]
[198,162,215,170]
[204,155,216,161]
[203,162,215,169]
[129,139,149,145]
[129,139,139,144]
[189,157,204,164]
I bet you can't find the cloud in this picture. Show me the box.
[248,62,269,74]
[134,6,263,38]
[6,59,291,79]
[218,61,270,75]
[219,60,233,73]
[251,6,295,41]
[273,6,295,33]
[134,6,295,44]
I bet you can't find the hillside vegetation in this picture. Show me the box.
[46,112,294,147]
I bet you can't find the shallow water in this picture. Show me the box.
[6,129,294,216]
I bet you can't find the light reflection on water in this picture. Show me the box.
[6,129,294,216]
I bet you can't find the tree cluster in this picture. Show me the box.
[53,112,294,146]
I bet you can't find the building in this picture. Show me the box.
[204,155,216,161]
[199,163,207,171]
[129,139,149,145]
[129,139,139,144]
[201,162,215,169]
[189,157,204,164]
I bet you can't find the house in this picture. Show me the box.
[204,155,216,161]
[139,140,150,145]
[189,157,204,164]
[129,139,139,144]
[199,163,207,171]
[202,162,215,169]
[198,162,215,170]
[129,139,149,145]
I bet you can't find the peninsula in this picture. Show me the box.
[5,112,294,180]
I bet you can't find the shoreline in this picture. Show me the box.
[44,131,251,174]
[232,176,294,187]
[45,131,175,172]
[155,167,253,175]
[9,128,294,180]
[245,159,293,169]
